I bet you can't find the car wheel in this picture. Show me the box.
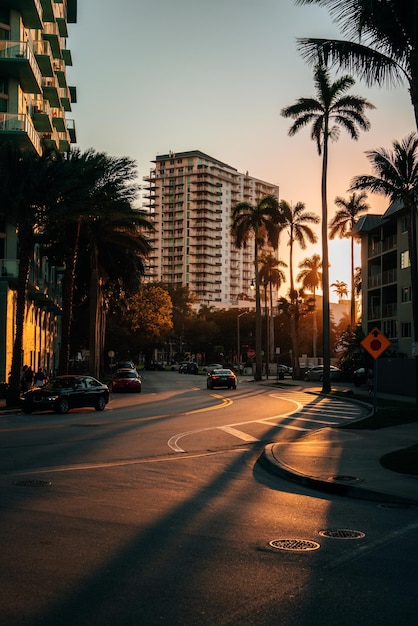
[57,398,69,414]
[95,395,106,411]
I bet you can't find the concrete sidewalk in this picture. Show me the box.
[260,421,418,505]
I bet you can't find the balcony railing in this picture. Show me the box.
[0,41,42,93]
[0,113,42,155]
[382,268,397,285]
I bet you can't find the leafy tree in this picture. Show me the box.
[281,63,374,392]
[350,133,418,403]
[297,253,322,357]
[329,191,369,327]
[278,200,319,372]
[231,195,284,380]
[278,289,316,372]
[295,0,418,129]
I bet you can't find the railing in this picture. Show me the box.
[382,268,397,285]
[0,40,42,87]
[0,113,42,154]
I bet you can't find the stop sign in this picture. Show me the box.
[247,349,256,358]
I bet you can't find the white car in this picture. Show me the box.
[304,365,342,382]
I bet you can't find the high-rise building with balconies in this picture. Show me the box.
[0,0,77,154]
[142,150,279,308]
[0,1,77,383]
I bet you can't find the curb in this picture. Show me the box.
[258,443,418,506]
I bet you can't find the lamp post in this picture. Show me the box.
[237,311,248,374]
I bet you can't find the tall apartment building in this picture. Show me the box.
[0,0,77,382]
[142,150,280,308]
[355,199,417,394]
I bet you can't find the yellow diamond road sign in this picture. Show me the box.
[361,327,391,359]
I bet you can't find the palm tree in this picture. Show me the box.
[281,63,374,392]
[329,191,369,327]
[259,254,287,368]
[331,280,349,300]
[350,133,418,403]
[278,200,319,373]
[231,195,284,380]
[297,253,322,357]
[295,0,418,130]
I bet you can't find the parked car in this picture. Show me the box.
[20,375,110,414]
[207,368,237,390]
[179,362,198,374]
[304,365,342,382]
[112,368,142,393]
[277,364,291,375]
[352,367,367,387]
[202,363,223,372]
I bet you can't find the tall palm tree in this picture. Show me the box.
[259,254,287,367]
[297,253,322,357]
[350,133,418,403]
[278,200,319,373]
[295,0,418,130]
[329,191,369,327]
[0,144,61,405]
[231,195,284,380]
[281,63,374,391]
[331,280,349,299]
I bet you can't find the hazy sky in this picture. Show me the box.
[67,0,415,302]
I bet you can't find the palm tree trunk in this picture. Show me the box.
[321,135,331,393]
[89,243,101,379]
[289,233,299,375]
[350,234,355,327]
[59,221,80,375]
[254,241,262,381]
[312,288,317,358]
[408,196,418,404]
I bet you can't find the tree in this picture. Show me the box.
[295,0,418,130]
[259,254,287,371]
[330,280,349,299]
[0,144,61,405]
[329,191,369,327]
[281,63,374,391]
[278,200,319,373]
[350,133,418,404]
[231,195,284,380]
[297,253,322,357]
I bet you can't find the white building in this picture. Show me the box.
[142,150,279,309]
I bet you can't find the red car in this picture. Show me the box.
[112,368,142,393]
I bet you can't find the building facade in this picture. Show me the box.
[355,199,417,394]
[0,0,77,383]
[142,150,280,309]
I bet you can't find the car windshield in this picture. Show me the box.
[44,378,77,390]
[115,371,137,379]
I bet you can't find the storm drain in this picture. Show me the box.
[269,539,320,552]
[319,529,365,539]
[14,479,51,487]
[330,475,363,483]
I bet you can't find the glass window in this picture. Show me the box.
[400,250,410,269]
[401,322,411,337]
[401,286,412,302]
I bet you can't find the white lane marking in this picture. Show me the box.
[218,425,259,442]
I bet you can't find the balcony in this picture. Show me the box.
[32,40,53,77]
[1,0,42,28]
[40,0,54,22]
[66,118,76,143]
[0,41,42,94]
[382,268,397,285]
[42,22,62,58]
[0,113,42,155]
[32,99,53,132]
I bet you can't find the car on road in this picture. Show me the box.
[304,365,342,382]
[352,367,367,387]
[112,361,136,371]
[179,362,198,374]
[207,368,237,390]
[202,363,223,372]
[20,375,110,414]
[112,368,142,393]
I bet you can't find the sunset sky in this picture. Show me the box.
[67,0,415,302]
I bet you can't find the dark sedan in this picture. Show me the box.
[207,368,237,390]
[20,375,110,414]
[112,368,142,393]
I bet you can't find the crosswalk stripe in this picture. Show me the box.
[218,425,259,442]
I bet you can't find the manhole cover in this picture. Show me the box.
[319,529,365,539]
[330,475,363,482]
[14,479,51,487]
[269,539,320,551]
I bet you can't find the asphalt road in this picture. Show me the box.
[1,371,417,625]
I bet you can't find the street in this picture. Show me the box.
[1,371,417,625]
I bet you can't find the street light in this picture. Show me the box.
[237,311,248,373]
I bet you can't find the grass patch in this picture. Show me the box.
[381,445,418,476]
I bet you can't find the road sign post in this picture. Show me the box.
[360,328,391,413]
